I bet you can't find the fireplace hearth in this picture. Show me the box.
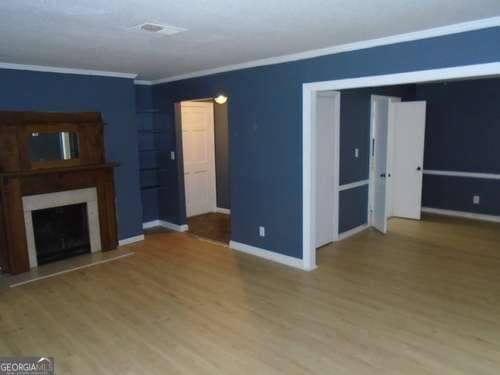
[32,203,91,265]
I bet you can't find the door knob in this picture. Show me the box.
[416,167,422,171]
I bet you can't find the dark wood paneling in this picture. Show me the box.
[0,111,105,172]
[0,125,20,171]
[3,179,30,274]
[0,194,9,273]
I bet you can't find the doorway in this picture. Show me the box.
[369,96,427,233]
[176,98,231,244]
[303,63,500,270]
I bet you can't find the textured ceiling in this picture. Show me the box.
[1,0,500,80]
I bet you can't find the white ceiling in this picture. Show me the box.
[1,0,500,81]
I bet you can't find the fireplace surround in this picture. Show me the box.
[0,112,118,274]
[23,188,101,268]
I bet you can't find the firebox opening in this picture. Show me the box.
[32,203,91,265]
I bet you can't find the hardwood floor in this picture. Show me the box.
[187,212,230,244]
[1,214,499,374]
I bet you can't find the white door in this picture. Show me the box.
[181,101,216,217]
[371,97,391,234]
[389,101,427,220]
[315,92,339,247]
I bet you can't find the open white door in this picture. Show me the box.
[181,101,216,217]
[371,97,391,234]
[315,92,339,247]
[389,101,426,220]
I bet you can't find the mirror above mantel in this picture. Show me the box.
[28,131,80,162]
[0,111,106,172]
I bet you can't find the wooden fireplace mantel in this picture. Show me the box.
[0,111,119,274]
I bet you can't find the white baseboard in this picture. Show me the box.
[229,240,311,271]
[118,234,145,246]
[215,207,231,214]
[422,207,500,223]
[338,224,369,241]
[142,220,189,232]
[161,221,189,232]
[142,220,161,229]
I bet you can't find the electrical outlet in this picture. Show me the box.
[170,151,175,160]
[354,148,359,158]
[259,226,266,237]
[473,195,480,205]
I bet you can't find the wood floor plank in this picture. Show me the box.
[1,213,499,374]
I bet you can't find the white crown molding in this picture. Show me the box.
[147,16,500,85]
[422,207,500,223]
[0,62,137,79]
[424,169,500,180]
[134,80,153,85]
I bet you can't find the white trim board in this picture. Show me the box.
[302,62,500,271]
[134,80,153,85]
[422,207,500,223]
[118,234,145,246]
[338,224,370,241]
[424,170,500,180]
[8,252,135,288]
[229,241,311,271]
[0,62,137,79]
[142,220,189,232]
[140,16,500,85]
[215,207,231,214]
[339,179,370,191]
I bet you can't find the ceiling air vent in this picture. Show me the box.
[130,22,187,36]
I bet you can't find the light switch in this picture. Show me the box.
[170,151,175,160]
[354,148,359,158]
[259,226,266,237]
[473,195,480,205]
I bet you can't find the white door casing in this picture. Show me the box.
[181,101,216,217]
[370,96,400,233]
[389,101,427,220]
[371,96,390,234]
[315,92,339,247]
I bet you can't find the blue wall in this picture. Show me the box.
[423,175,500,215]
[0,69,143,240]
[339,85,415,185]
[150,27,500,259]
[135,84,153,111]
[418,79,500,173]
[417,78,500,215]
[339,185,369,233]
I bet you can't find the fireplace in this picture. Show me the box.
[0,112,118,275]
[22,188,102,269]
[32,203,91,265]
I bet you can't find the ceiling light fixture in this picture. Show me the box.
[214,94,228,104]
